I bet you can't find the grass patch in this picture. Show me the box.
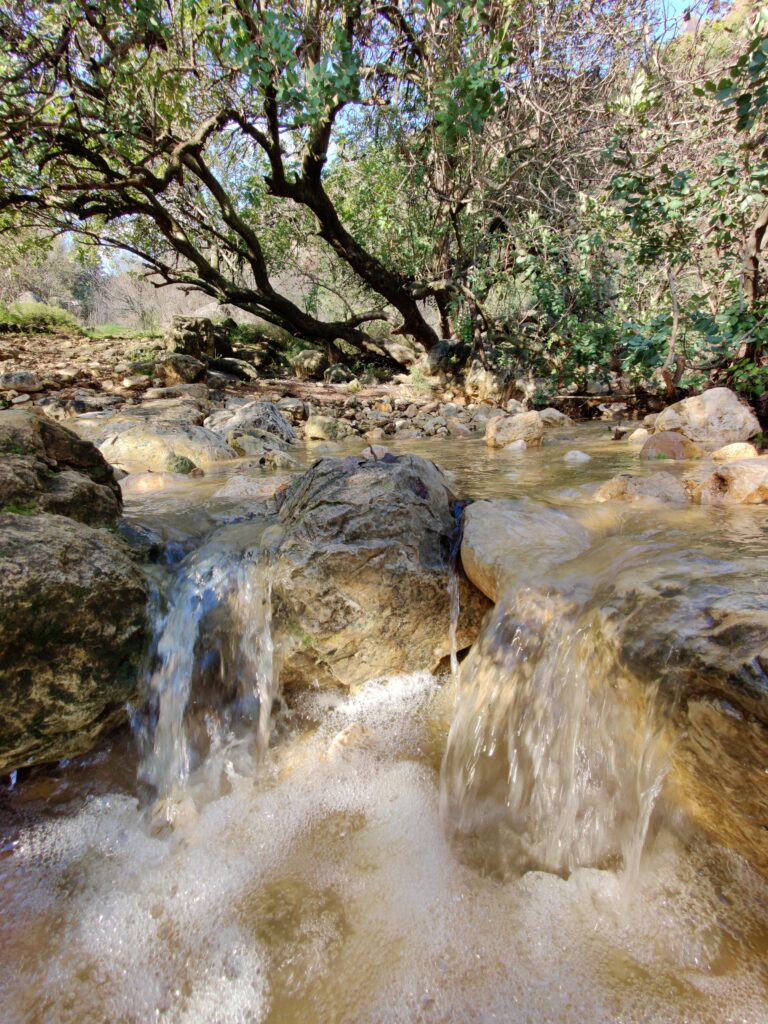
[0,301,77,332]
[407,367,435,394]
[86,323,162,340]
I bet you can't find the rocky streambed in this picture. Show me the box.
[1,381,768,1023]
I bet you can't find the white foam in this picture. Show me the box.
[1,673,766,1023]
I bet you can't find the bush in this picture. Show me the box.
[0,301,78,332]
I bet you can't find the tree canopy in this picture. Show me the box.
[0,0,766,392]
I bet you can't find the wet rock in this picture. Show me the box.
[0,408,122,524]
[628,427,650,445]
[640,431,703,461]
[461,499,592,602]
[0,513,149,773]
[594,471,688,505]
[225,428,290,458]
[485,411,544,449]
[564,450,591,463]
[653,387,759,450]
[711,441,760,461]
[686,459,768,505]
[305,414,354,441]
[0,370,42,393]
[608,547,768,876]
[215,475,292,500]
[98,422,236,473]
[120,471,191,495]
[156,352,207,385]
[268,454,491,687]
[291,349,328,380]
[205,400,297,445]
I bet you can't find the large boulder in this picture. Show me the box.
[653,387,759,450]
[0,408,121,524]
[640,431,703,461]
[463,358,512,403]
[268,453,492,687]
[290,349,328,380]
[98,422,235,473]
[204,400,297,445]
[155,352,207,385]
[163,316,215,359]
[685,459,768,505]
[305,414,354,441]
[607,539,768,876]
[0,513,149,772]
[485,410,544,448]
[594,471,688,505]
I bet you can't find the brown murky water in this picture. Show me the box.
[1,425,767,1023]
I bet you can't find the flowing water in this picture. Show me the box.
[1,425,768,1022]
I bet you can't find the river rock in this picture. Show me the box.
[539,407,572,428]
[485,411,544,449]
[164,316,215,359]
[0,370,42,393]
[267,454,491,687]
[305,414,354,441]
[627,428,650,445]
[463,359,512,403]
[608,540,768,876]
[0,408,122,524]
[594,471,688,505]
[156,352,207,385]
[460,499,593,602]
[711,441,760,461]
[0,513,149,772]
[653,387,759,450]
[686,459,768,505]
[640,431,703,461]
[291,349,328,380]
[564,449,591,463]
[98,422,236,473]
[205,400,297,445]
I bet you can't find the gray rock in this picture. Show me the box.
[0,408,122,524]
[205,400,297,445]
[290,349,328,380]
[163,316,215,359]
[267,454,491,687]
[0,370,43,393]
[156,352,207,385]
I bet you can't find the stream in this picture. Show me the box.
[1,425,767,1023]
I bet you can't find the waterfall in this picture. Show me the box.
[440,585,669,881]
[137,543,277,814]
[446,500,466,679]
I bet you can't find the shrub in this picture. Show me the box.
[0,301,78,332]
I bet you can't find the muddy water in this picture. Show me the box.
[2,425,768,1023]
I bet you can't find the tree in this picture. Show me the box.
[0,0,507,360]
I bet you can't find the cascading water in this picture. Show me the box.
[137,542,277,817]
[440,583,669,881]
[446,500,466,679]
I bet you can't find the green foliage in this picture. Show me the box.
[0,301,77,332]
[87,324,160,340]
